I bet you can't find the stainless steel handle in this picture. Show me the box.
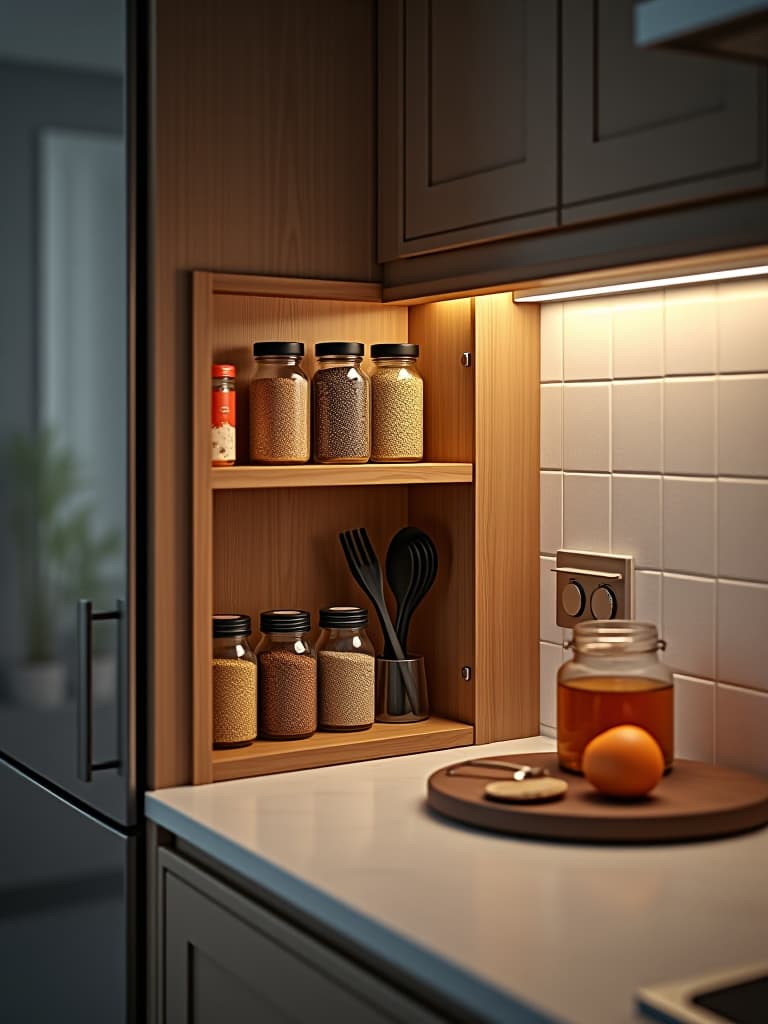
[77,598,124,782]
[550,566,623,580]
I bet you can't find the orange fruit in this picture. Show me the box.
[582,725,665,797]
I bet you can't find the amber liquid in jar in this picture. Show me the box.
[558,676,674,773]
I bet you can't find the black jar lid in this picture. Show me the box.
[260,609,311,633]
[370,343,419,359]
[319,606,368,629]
[213,613,252,638]
[315,342,364,358]
[252,341,305,357]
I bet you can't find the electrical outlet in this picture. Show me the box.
[554,550,634,628]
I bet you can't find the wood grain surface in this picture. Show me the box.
[151,0,378,788]
[213,716,473,781]
[428,753,768,843]
[211,463,473,489]
[473,294,539,743]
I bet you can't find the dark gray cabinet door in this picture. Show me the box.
[561,0,768,224]
[160,850,444,1024]
[379,0,558,260]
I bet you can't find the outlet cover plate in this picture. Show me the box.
[554,549,634,628]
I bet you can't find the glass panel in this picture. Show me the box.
[0,0,129,821]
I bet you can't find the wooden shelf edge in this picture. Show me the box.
[210,272,385,304]
[211,462,474,489]
[211,717,474,782]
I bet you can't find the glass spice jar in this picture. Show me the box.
[249,342,310,464]
[212,614,257,747]
[557,620,674,774]
[312,343,371,464]
[255,610,317,739]
[316,606,375,732]
[370,344,424,463]
[211,364,236,466]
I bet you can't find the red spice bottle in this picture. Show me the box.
[211,364,236,466]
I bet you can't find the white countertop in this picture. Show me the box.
[146,737,768,1024]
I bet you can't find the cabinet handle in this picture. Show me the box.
[77,598,124,781]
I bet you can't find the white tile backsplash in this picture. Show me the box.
[635,570,662,625]
[717,279,768,374]
[716,684,768,776]
[673,674,714,763]
[664,285,717,376]
[563,473,611,552]
[611,474,661,569]
[718,479,768,583]
[718,375,768,478]
[663,574,716,681]
[540,641,563,730]
[540,471,563,556]
[540,302,564,382]
[717,580,768,692]
[613,294,664,379]
[563,298,612,380]
[662,477,716,577]
[663,378,717,476]
[563,383,611,472]
[540,556,563,645]
[540,384,562,469]
[539,278,768,768]
[612,380,662,473]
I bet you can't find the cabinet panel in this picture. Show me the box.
[380,0,558,259]
[562,0,767,222]
[160,849,444,1024]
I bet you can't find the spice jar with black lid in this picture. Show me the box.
[312,342,371,464]
[370,344,424,463]
[255,610,317,739]
[249,342,310,465]
[212,614,257,747]
[316,607,375,732]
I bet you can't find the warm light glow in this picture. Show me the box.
[514,265,768,303]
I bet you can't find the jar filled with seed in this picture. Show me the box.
[256,610,317,739]
[212,614,257,748]
[316,606,375,732]
[370,344,424,463]
[249,342,310,464]
[312,342,370,464]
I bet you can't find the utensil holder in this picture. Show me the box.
[375,656,429,723]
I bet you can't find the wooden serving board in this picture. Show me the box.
[427,753,768,844]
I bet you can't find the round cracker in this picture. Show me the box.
[484,777,568,804]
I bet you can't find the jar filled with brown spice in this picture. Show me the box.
[316,606,375,731]
[212,614,257,748]
[255,610,317,739]
[312,342,370,464]
[370,344,424,463]
[249,342,310,464]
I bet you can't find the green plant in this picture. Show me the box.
[1,430,121,662]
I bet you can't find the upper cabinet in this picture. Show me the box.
[561,0,767,224]
[378,0,559,261]
[380,0,768,265]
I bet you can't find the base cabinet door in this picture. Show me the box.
[159,849,445,1024]
[379,0,558,259]
[561,0,768,223]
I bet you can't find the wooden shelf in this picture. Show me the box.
[211,716,474,782]
[211,462,473,490]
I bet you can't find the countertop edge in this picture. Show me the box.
[145,785,560,1024]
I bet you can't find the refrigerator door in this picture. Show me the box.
[0,0,139,825]
[0,757,137,1024]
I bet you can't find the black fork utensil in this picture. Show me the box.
[338,528,420,713]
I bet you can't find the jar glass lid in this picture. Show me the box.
[571,620,662,655]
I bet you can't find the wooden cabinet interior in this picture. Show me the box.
[192,272,538,784]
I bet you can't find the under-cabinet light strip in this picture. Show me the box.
[513,264,768,303]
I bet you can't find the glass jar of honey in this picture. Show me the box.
[557,620,673,773]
